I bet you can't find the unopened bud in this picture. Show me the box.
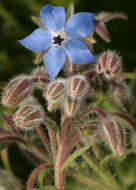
[64,96,80,117]
[45,79,66,101]
[32,66,48,79]
[68,75,88,99]
[94,12,127,42]
[99,116,126,156]
[96,51,122,80]
[13,104,44,130]
[2,76,32,107]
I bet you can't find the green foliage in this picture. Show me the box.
[61,144,90,170]
[36,186,57,190]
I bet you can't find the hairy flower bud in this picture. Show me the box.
[32,66,48,79]
[96,51,122,80]
[13,104,44,129]
[99,116,126,156]
[64,96,80,117]
[45,79,66,101]
[1,76,32,107]
[94,12,127,42]
[68,75,88,99]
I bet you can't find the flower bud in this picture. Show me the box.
[0,169,23,190]
[32,66,48,79]
[13,104,44,130]
[96,51,122,80]
[99,116,126,156]
[94,12,127,42]
[45,79,66,101]
[1,76,32,107]
[68,75,88,99]
[64,96,80,117]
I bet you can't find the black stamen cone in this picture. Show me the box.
[53,35,64,46]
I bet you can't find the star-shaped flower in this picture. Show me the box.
[19,4,96,80]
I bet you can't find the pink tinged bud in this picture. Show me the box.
[94,12,127,42]
[96,51,122,80]
[69,75,88,99]
[13,105,44,129]
[32,66,48,79]
[64,96,80,117]
[45,79,66,101]
[94,20,111,43]
[100,116,126,156]
[1,76,32,107]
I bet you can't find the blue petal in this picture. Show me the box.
[66,13,94,39]
[44,47,66,80]
[18,28,51,52]
[40,4,66,32]
[65,39,96,65]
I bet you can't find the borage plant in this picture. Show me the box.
[0,3,135,190]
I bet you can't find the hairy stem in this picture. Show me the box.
[26,164,52,190]
[0,135,51,162]
[2,113,17,135]
[63,135,79,163]
[55,116,68,190]
[36,126,52,157]
[48,128,57,166]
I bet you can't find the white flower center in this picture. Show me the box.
[51,29,70,47]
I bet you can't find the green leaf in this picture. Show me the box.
[35,186,57,190]
[61,144,91,170]
[99,147,136,169]
[38,168,53,187]
[99,154,118,169]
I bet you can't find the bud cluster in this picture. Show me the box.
[44,75,89,117]
[96,50,122,80]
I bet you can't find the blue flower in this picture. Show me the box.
[19,4,96,80]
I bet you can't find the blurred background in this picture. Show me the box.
[0,0,136,190]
